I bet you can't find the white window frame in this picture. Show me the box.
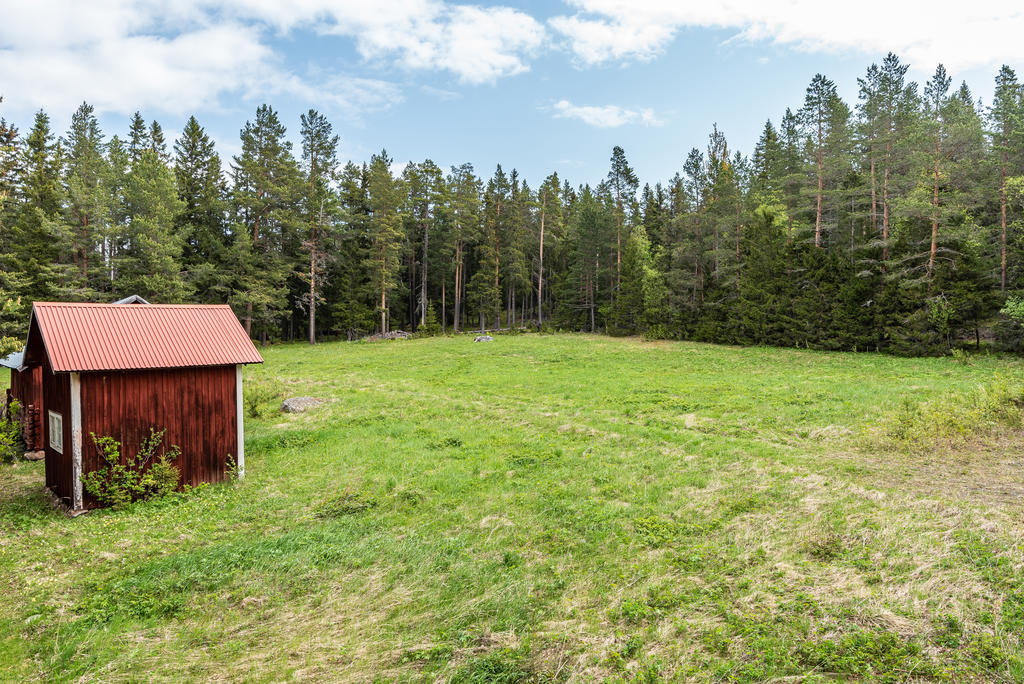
[48,410,63,453]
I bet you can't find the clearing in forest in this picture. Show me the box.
[1,334,1023,681]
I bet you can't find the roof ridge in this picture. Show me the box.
[33,302,233,308]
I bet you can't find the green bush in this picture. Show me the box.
[244,377,284,418]
[313,490,377,518]
[418,302,442,337]
[0,399,22,464]
[81,428,181,508]
[885,377,1024,447]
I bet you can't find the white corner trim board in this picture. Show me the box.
[236,364,245,479]
[70,372,83,511]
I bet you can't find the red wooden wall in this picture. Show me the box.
[79,365,237,507]
[41,359,72,505]
[10,366,43,450]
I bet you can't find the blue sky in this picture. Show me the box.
[1,1,1021,187]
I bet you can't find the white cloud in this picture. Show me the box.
[307,1,545,84]
[550,0,1024,72]
[0,0,542,122]
[0,22,275,117]
[551,100,662,128]
[212,0,545,84]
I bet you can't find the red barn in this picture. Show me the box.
[21,302,263,511]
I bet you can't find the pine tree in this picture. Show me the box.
[924,65,953,277]
[231,104,302,340]
[799,74,849,248]
[536,172,562,325]
[299,109,340,343]
[448,163,480,333]
[403,159,445,329]
[607,146,638,292]
[989,66,1023,293]
[877,53,918,264]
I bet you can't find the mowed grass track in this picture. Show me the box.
[1,334,1023,682]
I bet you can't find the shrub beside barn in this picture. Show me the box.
[14,302,262,511]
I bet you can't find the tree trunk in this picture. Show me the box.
[309,248,316,344]
[616,217,622,292]
[380,255,388,334]
[538,195,545,325]
[815,110,823,248]
[1001,149,1008,293]
[420,208,429,327]
[453,239,462,333]
[869,154,877,240]
[882,136,891,264]
[494,200,502,330]
[928,135,940,278]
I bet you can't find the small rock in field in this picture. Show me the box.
[23,450,44,461]
[474,335,494,342]
[281,397,323,413]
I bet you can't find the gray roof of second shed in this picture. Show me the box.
[0,348,25,371]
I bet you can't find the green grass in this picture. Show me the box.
[2,334,1024,682]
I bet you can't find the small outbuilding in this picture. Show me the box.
[2,347,44,451]
[21,302,263,511]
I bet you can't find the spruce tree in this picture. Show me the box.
[174,116,229,303]
[14,110,63,301]
[365,150,404,334]
[127,111,149,166]
[62,101,108,298]
[117,149,187,301]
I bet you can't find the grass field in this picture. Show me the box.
[2,334,1024,682]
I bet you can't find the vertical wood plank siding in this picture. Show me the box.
[9,366,43,449]
[78,365,238,509]
[41,358,72,505]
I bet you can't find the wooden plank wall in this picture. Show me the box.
[11,366,44,450]
[41,360,72,504]
[79,365,237,507]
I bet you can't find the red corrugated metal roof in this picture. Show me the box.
[32,302,264,372]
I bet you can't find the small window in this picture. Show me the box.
[48,411,63,453]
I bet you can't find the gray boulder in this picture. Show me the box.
[281,397,323,413]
